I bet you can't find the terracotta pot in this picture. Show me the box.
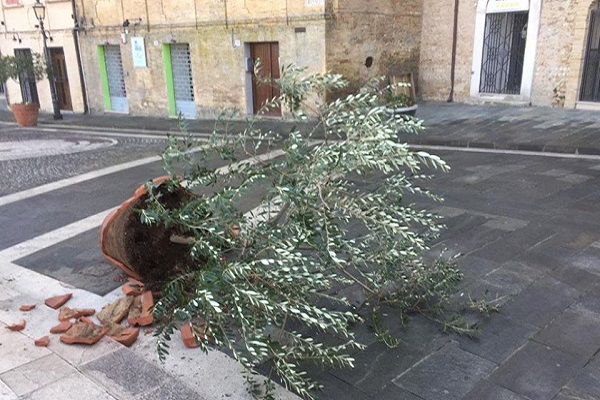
[100,176,171,281]
[11,103,40,127]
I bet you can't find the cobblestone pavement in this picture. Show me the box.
[0,125,169,196]
[1,105,600,399]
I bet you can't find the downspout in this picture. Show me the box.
[71,0,89,113]
[447,0,459,102]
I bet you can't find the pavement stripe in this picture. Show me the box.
[0,147,289,262]
[0,155,162,208]
[413,145,600,160]
[0,208,114,263]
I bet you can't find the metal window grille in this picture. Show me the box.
[580,9,600,102]
[104,45,127,98]
[479,11,528,95]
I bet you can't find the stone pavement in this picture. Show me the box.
[1,102,600,400]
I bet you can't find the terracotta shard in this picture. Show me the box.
[110,327,140,347]
[78,317,95,324]
[127,292,154,327]
[6,320,26,331]
[127,277,145,287]
[180,325,199,348]
[105,323,125,337]
[50,321,73,334]
[19,304,36,312]
[34,336,50,347]
[58,307,95,321]
[60,321,106,345]
[44,293,73,309]
[122,284,144,297]
[97,297,133,325]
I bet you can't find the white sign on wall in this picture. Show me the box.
[131,37,147,68]
[305,0,324,7]
[487,0,529,13]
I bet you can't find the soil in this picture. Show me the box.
[106,185,199,291]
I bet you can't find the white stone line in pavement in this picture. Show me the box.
[0,146,290,264]
[0,155,161,208]
[37,127,209,140]
[0,208,114,263]
[413,144,600,160]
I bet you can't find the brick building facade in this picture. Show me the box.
[419,0,600,110]
[0,0,87,114]
[70,0,422,118]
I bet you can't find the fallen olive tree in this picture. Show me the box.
[140,67,482,399]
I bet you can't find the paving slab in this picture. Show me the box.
[393,341,496,400]
[500,276,581,328]
[0,324,51,374]
[560,364,600,400]
[80,348,168,399]
[533,307,600,357]
[22,372,118,400]
[456,314,538,364]
[462,380,529,400]
[0,379,17,400]
[0,354,76,397]
[489,341,586,400]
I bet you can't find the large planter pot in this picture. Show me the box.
[100,176,172,282]
[11,103,40,127]
[100,176,197,289]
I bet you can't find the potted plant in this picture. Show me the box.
[383,89,418,117]
[0,52,46,127]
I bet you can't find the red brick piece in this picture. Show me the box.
[44,293,73,309]
[58,307,95,321]
[19,304,36,312]
[34,336,50,347]
[110,327,140,347]
[180,325,200,348]
[50,321,73,334]
[127,292,154,327]
[6,320,26,331]
[60,321,106,345]
[122,284,143,297]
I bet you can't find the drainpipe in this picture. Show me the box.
[71,0,89,114]
[447,0,459,102]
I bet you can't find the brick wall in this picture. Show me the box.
[325,0,422,96]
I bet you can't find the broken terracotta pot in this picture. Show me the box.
[180,325,200,348]
[58,307,95,321]
[45,293,73,309]
[50,321,73,334]
[99,176,171,282]
[127,292,154,327]
[19,304,36,312]
[6,320,26,331]
[97,296,133,325]
[110,327,140,347]
[60,321,106,345]
[34,336,49,347]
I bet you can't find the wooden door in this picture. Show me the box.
[250,42,281,116]
[50,48,73,110]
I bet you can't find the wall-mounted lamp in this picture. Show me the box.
[1,21,5,26]
[12,31,21,43]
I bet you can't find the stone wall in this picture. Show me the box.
[75,0,328,117]
[419,0,476,102]
[325,0,422,96]
[419,0,599,108]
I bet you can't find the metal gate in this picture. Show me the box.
[104,45,128,112]
[580,9,600,102]
[170,44,196,118]
[479,11,528,95]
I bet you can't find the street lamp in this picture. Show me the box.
[32,0,62,120]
